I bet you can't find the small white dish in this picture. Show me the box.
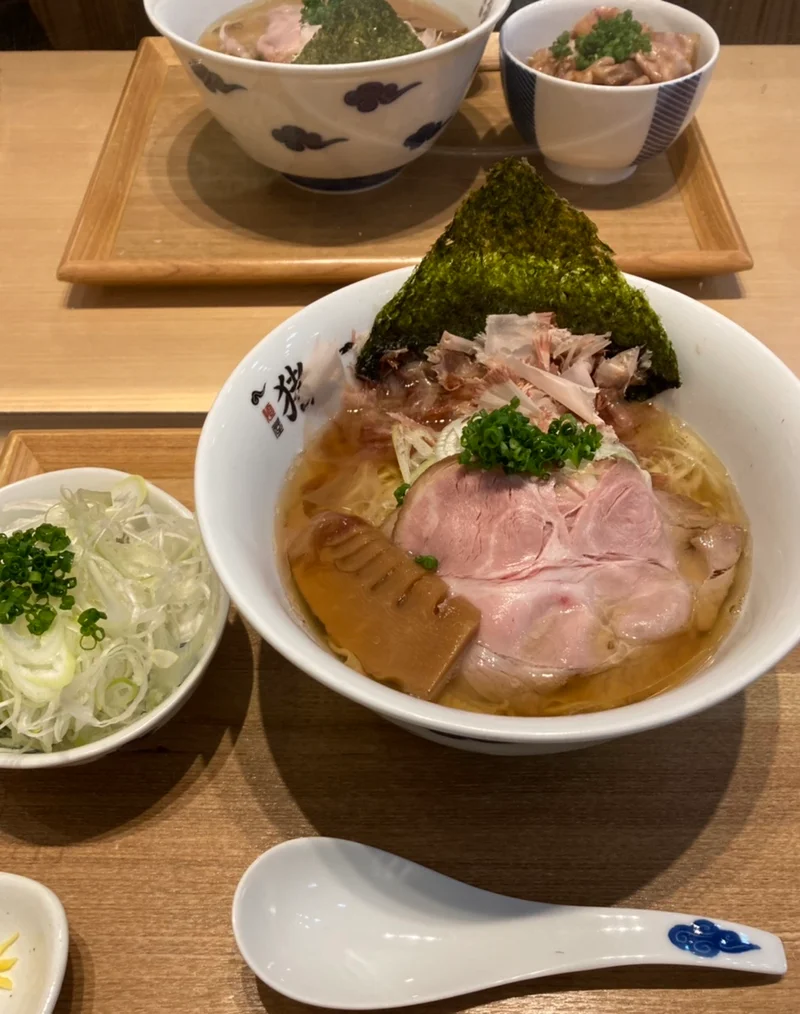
[0,467,229,769]
[0,872,68,1014]
[232,837,786,1009]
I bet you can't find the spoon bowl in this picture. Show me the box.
[232,838,786,1009]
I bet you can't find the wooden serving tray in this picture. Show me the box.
[58,37,752,287]
[0,426,798,1014]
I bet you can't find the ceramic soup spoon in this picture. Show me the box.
[232,837,786,1009]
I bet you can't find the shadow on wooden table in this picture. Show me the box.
[54,928,94,1014]
[169,113,486,248]
[253,643,778,910]
[169,112,677,248]
[61,271,744,314]
[253,964,784,1014]
[670,275,746,300]
[238,649,782,1013]
[0,613,254,846]
[64,280,335,311]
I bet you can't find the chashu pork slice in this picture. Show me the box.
[393,456,694,699]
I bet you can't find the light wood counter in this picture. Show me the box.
[1,47,799,423]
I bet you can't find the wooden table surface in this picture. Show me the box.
[0,431,798,1014]
[1,46,799,424]
[1,43,800,1014]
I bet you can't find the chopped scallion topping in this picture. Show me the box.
[550,30,571,61]
[414,555,439,571]
[78,607,107,650]
[568,9,652,71]
[459,398,602,477]
[0,524,104,644]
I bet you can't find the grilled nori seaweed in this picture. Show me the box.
[356,157,679,399]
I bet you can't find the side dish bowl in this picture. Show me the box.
[500,0,719,184]
[145,0,510,193]
[0,468,229,769]
[0,873,69,1014]
[195,270,800,755]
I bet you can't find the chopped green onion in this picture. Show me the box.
[394,482,411,506]
[414,555,439,572]
[566,9,652,71]
[459,398,602,477]
[0,524,102,641]
[550,30,571,60]
[78,608,107,650]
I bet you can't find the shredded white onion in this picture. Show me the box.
[0,477,221,753]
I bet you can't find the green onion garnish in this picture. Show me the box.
[569,10,652,71]
[550,30,571,61]
[0,524,105,645]
[78,607,107,650]
[459,398,602,477]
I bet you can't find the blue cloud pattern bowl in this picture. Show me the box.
[145,0,510,193]
[500,0,719,185]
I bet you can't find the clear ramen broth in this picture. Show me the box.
[277,401,749,718]
[199,0,467,59]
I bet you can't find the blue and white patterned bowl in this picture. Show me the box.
[145,0,510,193]
[500,0,719,185]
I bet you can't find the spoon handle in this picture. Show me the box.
[515,905,786,978]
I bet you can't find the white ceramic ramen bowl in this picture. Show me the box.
[500,0,719,184]
[195,269,800,755]
[0,468,229,769]
[144,0,510,193]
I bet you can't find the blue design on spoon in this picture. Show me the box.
[668,919,761,958]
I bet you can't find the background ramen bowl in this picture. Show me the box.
[0,468,229,770]
[500,0,719,185]
[195,269,800,755]
[144,0,510,193]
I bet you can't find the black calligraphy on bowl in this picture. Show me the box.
[403,120,446,150]
[189,61,246,94]
[344,81,421,113]
[273,363,304,422]
[272,126,348,153]
[255,362,314,438]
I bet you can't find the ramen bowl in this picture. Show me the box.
[145,0,510,193]
[195,269,800,755]
[500,0,719,184]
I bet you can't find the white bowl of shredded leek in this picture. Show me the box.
[0,468,227,767]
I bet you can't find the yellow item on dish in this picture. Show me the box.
[0,932,19,990]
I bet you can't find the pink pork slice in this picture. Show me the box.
[393,457,693,695]
[256,4,319,63]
